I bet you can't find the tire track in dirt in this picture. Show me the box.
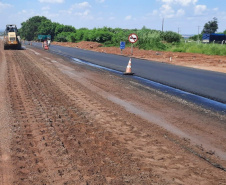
[22,48,226,184]
[0,40,14,185]
[1,43,226,184]
[6,50,84,184]
[6,51,52,184]
[19,48,160,184]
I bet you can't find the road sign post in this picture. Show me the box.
[120,41,126,54]
[128,33,138,55]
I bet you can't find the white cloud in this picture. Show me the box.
[194,5,207,15]
[16,9,37,23]
[75,10,90,16]
[39,0,64,3]
[74,10,94,20]
[59,9,71,14]
[109,16,115,20]
[0,2,12,11]
[41,10,59,18]
[18,9,35,16]
[160,4,175,18]
[96,17,104,21]
[156,0,202,19]
[176,9,185,16]
[160,0,197,6]
[42,6,50,11]
[71,2,91,9]
[96,0,105,3]
[60,2,92,16]
[125,15,132,20]
[152,10,158,15]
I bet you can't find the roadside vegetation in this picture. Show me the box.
[168,42,226,56]
[19,16,226,56]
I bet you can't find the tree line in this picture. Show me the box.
[19,16,181,51]
[189,17,226,41]
[19,16,225,52]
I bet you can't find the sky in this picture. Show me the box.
[0,0,226,34]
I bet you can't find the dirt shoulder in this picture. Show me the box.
[0,41,14,185]
[52,41,226,74]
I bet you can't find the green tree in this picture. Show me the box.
[202,17,218,34]
[37,20,53,35]
[63,25,76,32]
[138,28,166,50]
[54,24,65,36]
[111,29,127,45]
[19,16,49,40]
[74,29,86,41]
[54,32,72,42]
[50,22,60,40]
[53,24,76,41]
[189,34,202,41]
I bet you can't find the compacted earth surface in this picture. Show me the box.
[0,40,226,184]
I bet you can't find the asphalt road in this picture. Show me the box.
[25,42,226,103]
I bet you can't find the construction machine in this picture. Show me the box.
[4,24,21,50]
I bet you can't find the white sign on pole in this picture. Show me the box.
[128,33,138,43]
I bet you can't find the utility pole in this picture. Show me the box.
[198,26,201,43]
[198,26,200,35]
[178,27,180,34]
[162,18,164,32]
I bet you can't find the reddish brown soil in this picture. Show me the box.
[52,41,226,73]
[0,40,226,184]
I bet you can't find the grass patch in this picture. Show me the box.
[168,42,226,56]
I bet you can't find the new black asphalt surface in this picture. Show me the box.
[25,42,226,104]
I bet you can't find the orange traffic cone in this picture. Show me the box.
[124,58,134,75]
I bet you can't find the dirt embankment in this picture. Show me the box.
[0,41,226,184]
[52,41,226,73]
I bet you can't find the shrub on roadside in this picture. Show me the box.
[54,32,71,42]
[161,31,181,43]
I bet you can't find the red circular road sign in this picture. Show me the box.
[128,33,138,43]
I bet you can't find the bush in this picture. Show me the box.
[189,34,202,41]
[68,33,77,42]
[186,46,203,54]
[161,31,181,43]
[167,41,226,56]
[54,32,71,42]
